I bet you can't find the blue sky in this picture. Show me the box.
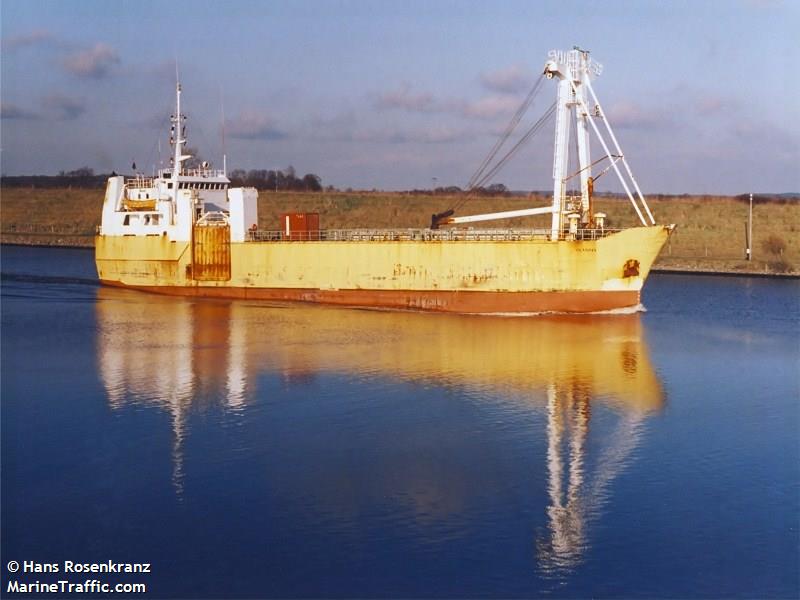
[1,0,798,193]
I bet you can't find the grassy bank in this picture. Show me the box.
[1,187,798,275]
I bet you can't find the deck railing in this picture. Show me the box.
[156,168,227,179]
[246,227,620,243]
[125,176,155,190]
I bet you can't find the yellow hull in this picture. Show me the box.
[95,225,672,313]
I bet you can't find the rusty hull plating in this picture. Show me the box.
[95,224,672,314]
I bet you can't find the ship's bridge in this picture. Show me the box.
[157,166,229,182]
[124,168,230,194]
[152,168,231,191]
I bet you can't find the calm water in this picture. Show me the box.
[2,245,798,599]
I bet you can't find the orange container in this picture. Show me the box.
[281,213,320,241]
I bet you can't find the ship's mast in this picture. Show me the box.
[170,81,187,183]
[545,48,598,239]
[550,66,573,239]
[545,48,654,230]
[574,59,592,227]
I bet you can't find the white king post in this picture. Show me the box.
[545,47,655,238]
[544,48,600,241]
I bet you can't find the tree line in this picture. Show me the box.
[1,168,796,202]
[0,165,324,191]
[1,167,109,189]
[409,183,512,197]
[227,167,322,192]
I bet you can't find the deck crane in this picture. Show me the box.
[434,47,655,241]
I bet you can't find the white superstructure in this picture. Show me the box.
[99,82,257,242]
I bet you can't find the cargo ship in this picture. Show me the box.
[95,48,673,313]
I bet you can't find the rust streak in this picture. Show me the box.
[623,259,640,278]
[100,281,640,314]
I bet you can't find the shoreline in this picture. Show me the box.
[650,267,798,279]
[1,233,94,248]
[4,239,797,279]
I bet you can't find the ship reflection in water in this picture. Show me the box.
[537,371,654,574]
[96,287,664,573]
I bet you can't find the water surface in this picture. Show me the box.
[2,245,798,598]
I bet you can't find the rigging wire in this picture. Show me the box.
[439,101,555,222]
[427,72,557,227]
[443,101,556,218]
[563,154,620,184]
[143,95,177,175]
[466,74,546,191]
[469,101,556,192]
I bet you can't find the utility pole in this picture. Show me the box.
[746,193,753,261]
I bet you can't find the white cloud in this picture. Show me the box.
[1,102,41,120]
[374,81,534,122]
[310,110,473,145]
[42,94,86,120]
[2,29,54,51]
[63,43,120,79]
[604,101,669,130]
[694,96,726,116]
[462,95,520,120]
[479,64,534,94]
[374,84,439,113]
[227,111,287,140]
[352,126,471,145]
[732,121,799,160]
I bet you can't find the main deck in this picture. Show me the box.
[245,227,622,243]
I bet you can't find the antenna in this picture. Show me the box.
[171,59,185,180]
[220,85,227,176]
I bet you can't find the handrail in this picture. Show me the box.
[246,227,621,243]
[156,168,227,179]
[196,211,229,226]
[181,168,227,178]
[125,177,155,189]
